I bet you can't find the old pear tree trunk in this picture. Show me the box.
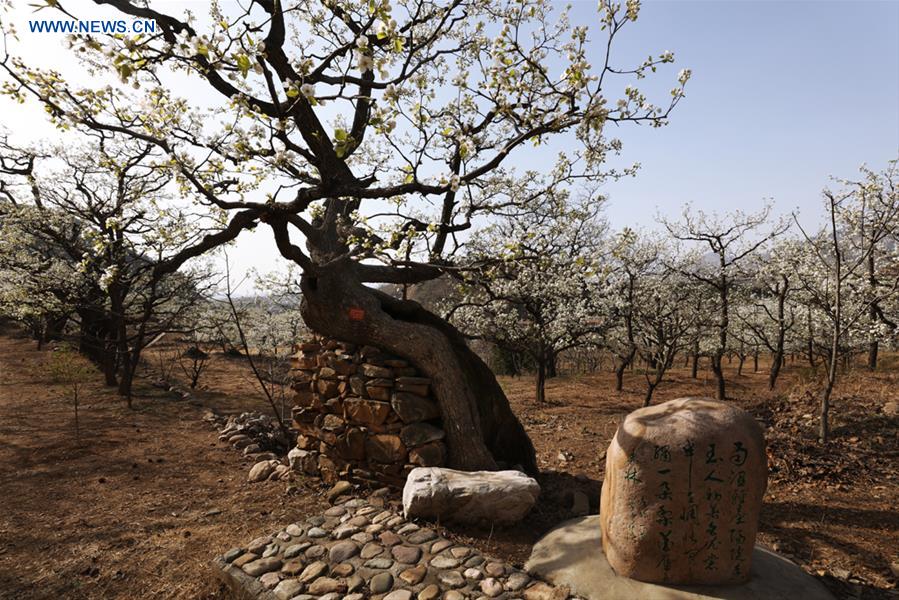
[298,260,537,473]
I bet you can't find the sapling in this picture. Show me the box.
[48,345,96,445]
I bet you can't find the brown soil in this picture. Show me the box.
[0,325,896,599]
[0,324,328,600]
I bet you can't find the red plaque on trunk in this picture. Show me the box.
[348,307,366,321]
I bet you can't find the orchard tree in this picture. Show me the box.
[633,264,695,406]
[606,227,658,392]
[1,0,689,470]
[0,134,75,344]
[736,242,800,389]
[793,159,899,442]
[0,137,213,403]
[446,192,608,404]
[847,162,899,370]
[662,205,786,400]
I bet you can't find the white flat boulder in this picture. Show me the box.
[402,467,540,525]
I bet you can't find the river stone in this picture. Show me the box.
[392,545,423,564]
[399,564,427,585]
[430,555,460,569]
[347,573,365,593]
[232,553,257,568]
[385,591,414,600]
[353,532,374,544]
[223,547,244,563]
[242,557,282,576]
[506,572,531,591]
[329,540,359,562]
[365,557,394,569]
[380,531,402,546]
[361,542,384,558]
[370,571,395,593]
[481,578,504,597]
[465,555,485,567]
[247,460,281,483]
[307,577,343,595]
[407,528,437,544]
[397,523,420,534]
[281,559,305,576]
[331,562,355,578]
[299,560,328,582]
[332,524,359,539]
[600,397,767,585]
[260,572,281,589]
[274,579,304,600]
[419,583,441,600]
[403,467,540,525]
[438,570,466,588]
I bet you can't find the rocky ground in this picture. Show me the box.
[213,492,564,600]
[0,323,896,599]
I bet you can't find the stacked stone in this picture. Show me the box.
[215,411,292,458]
[214,494,572,600]
[289,338,447,487]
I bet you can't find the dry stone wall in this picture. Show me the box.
[289,337,447,487]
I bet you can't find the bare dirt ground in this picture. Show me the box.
[0,323,328,600]
[0,322,896,599]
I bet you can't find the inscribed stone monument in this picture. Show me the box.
[600,397,767,585]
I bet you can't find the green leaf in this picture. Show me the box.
[236,54,251,78]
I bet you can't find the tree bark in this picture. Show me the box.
[78,308,117,386]
[614,346,636,393]
[867,340,878,371]
[691,342,699,379]
[711,354,725,399]
[298,266,537,474]
[867,250,878,370]
[546,352,558,379]
[535,355,547,404]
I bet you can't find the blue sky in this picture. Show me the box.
[567,0,899,230]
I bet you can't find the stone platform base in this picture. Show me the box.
[525,516,835,600]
